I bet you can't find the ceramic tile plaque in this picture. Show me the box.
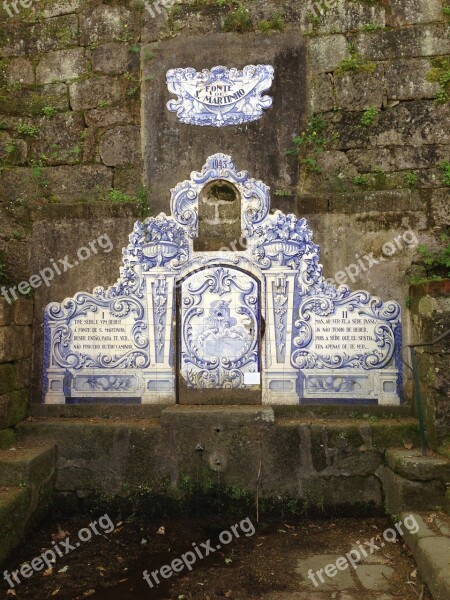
[166,65,274,127]
[43,154,402,405]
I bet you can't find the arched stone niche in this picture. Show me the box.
[194,179,245,252]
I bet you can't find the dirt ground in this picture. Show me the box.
[1,512,432,600]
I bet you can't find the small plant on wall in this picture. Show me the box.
[410,234,450,284]
[288,115,336,193]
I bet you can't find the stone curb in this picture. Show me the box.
[400,512,450,600]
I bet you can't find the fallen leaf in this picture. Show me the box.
[51,588,61,596]
[410,569,417,578]
[225,558,232,564]
[43,568,53,577]
[156,526,165,535]
[52,527,70,541]
[58,566,68,573]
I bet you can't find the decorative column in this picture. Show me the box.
[141,269,177,403]
[262,268,299,404]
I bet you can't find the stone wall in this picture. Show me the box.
[18,406,421,512]
[409,280,450,448]
[0,0,448,401]
[0,298,33,446]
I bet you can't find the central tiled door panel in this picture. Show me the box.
[178,266,262,404]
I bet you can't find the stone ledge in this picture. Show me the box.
[30,202,143,222]
[160,405,275,427]
[296,190,423,214]
[29,404,168,419]
[386,449,450,482]
[0,444,55,487]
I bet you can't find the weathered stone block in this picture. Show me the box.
[310,73,335,113]
[0,83,68,117]
[346,146,448,173]
[399,512,436,553]
[5,58,34,85]
[13,298,33,326]
[79,5,138,46]
[430,189,450,227]
[0,325,32,363]
[0,428,15,449]
[0,361,30,396]
[0,363,15,396]
[386,448,450,482]
[329,190,421,214]
[92,43,133,75]
[0,487,31,566]
[334,65,383,111]
[303,2,385,35]
[84,107,136,128]
[69,76,126,111]
[0,389,29,429]
[29,112,85,165]
[0,131,27,164]
[384,58,440,101]
[3,240,29,284]
[315,150,358,183]
[309,34,348,74]
[383,466,446,514]
[0,445,55,487]
[36,48,88,84]
[0,299,12,327]
[372,101,450,146]
[387,0,444,26]
[31,14,79,54]
[42,165,113,202]
[11,358,32,391]
[415,537,450,600]
[356,25,450,61]
[42,0,82,18]
[99,126,141,166]
[113,165,144,196]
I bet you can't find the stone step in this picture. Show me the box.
[383,449,450,515]
[29,402,413,421]
[0,442,56,567]
[386,448,450,483]
[0,486,32,565]
[0,444,56,487]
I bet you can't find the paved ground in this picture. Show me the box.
[2,515,433,600]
